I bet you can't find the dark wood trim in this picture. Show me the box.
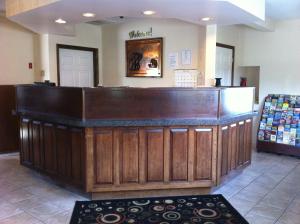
[216,43,235,86]
[0,85,19,153]
[56,44,99,87]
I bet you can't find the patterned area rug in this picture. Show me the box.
[70,194,248,224]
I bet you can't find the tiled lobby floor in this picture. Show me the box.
[0,152,299,224]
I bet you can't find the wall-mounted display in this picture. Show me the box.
[126,38,163,77]
[257,94,300,157]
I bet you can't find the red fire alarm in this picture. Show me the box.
[29,62,33,69]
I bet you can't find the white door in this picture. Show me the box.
[59,48,94,87]
[215,46,233,86]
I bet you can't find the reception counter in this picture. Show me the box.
[16,85,255,198]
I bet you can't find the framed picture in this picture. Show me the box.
[126,38,163,77]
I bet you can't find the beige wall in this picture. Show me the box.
[48,23,102,84]
[218,20,300,103]
[217,25,245,86]
[242,19,300,102]
[0,16,39,84]
[102,19,206,87]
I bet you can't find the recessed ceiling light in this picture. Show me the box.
[143,10,156,16]
[55,18,66,24]
[201,17,211,21]
[83,12,96,17]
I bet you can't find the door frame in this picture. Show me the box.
[56,44,99,87]
[216,43,235,86]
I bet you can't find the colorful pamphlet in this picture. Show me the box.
[258,94,300,147]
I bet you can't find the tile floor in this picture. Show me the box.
[214,151,300,224]
[0,152,299,224]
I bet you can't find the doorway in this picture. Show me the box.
[215,43,235,86]
[57,44,99,87]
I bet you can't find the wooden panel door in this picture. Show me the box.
[71,128,85,186]
[32,121,43,170]
[170,128,188,181]
[221,126,229,176]
[94,129,114,185]
[119,128,139,184]
[244,119,252,165]
[141,128,164,182]
[237,121,245,167]
[56,126,71,179]
[43,123,57,174]
[194,128,214,180]
[20,119,33,166]
[229,123,238,170]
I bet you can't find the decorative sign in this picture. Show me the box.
[129,27,153,39]
[126,38,163,77]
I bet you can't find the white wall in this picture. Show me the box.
[48,23,102,85]
[0,16,39,84]
[226,0,265,21]
[242,19,300,102]
[240,66,260,103]
[219,20,300,102]
[101,19,206,87]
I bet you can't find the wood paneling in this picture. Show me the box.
[43,123,57,174]
[16,85,254,123]
[170,128,188,181]
[19,119,252,194]
[16,85,83,119]
[194,128,213,180]
[144,129,164,182]
[221,126,229,176]
[19,118,85,188]
[220,120,253,180]
[229,123,238,170]
[86,126,218,193]
[119,129,139,183]
[70,128,84,186]
[16,85,255,195]
[237,121,245,167]
[94,129,114,185]
[20,119,32,166]
[0,86,18,153]
[32,121,43,169]
[56,126,71,179]
[84,88,220,120]
[244,119,252,165]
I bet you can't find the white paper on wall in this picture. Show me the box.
[168,53,178,68]
[181,49,192,65]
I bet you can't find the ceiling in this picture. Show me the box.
[7,0,264,34]
[266,0,300,20]
[2,0,300,35]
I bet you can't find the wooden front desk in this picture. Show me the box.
[16,85,255,198]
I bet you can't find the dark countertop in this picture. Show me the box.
[17,110,257,128]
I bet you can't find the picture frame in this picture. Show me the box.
[126,38,163,77]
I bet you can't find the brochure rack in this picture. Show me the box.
[257,94,300,157]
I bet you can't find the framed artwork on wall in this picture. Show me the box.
[126,38,163,77]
